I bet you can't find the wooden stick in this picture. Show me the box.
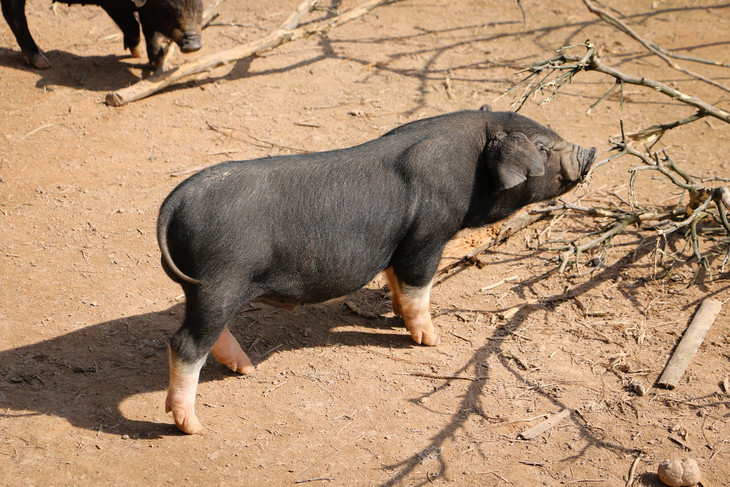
[626,451,643,487]
[396,372,485,381]
[105,0,388,106]
[657,298,722,389]
[518,409,572,440]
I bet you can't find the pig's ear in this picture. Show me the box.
[132,0,146,7]
[487,131,545,191]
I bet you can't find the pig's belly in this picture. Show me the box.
[255,253,389,306]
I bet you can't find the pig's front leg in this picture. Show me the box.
[211,325,255,374]
[400,282,440,346]
[388,270,440,346]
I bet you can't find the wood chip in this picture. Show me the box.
[518,409,572,440]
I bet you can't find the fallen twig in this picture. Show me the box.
[479,275,519,292]
[169,165,208,177]
[660,394,730,409]
[295,447,339,484]
[499,299,537,320]
[626,451,643,487]
[21,122,62,140]
[518,408,572,440]
[668,435,693,451]
[537,137,730,275]
[557,216,633,274]
[364,349,436,366]
[657,298,723,389]
[106,0,389,106]
[295,477,335,484]
[262,379,288,397]
[488,413,549,425]
[396,372,485,381]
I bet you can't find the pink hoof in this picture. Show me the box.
[166,392,203,434]
[211,326,255,374]
[130,43,143,59]
[410,329,440,347]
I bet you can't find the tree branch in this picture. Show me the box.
[583,0,730,94]
[502,43,730,138]
[106,0,390,106]
[492,9,730,277]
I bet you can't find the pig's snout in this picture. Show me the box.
[563,145,597,182]
[178,32,202,53]
[580,147,597,178]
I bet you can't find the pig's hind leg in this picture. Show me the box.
[99,4,143,58]
[2,0,52,68]
[166,283,256,434]
[211,325,254,374]
[384,267,403,316]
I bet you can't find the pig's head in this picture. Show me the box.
[484,111,596,203]
[136,0,203,54]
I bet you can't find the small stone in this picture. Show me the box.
[657,458,701,487]
[629,378,647,396]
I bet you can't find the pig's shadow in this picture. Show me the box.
[0,287,409,438]
[0,47,144,92]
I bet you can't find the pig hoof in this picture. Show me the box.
[172,410,204,435]
[28,51,51,69]
[211,326,255,374]
[165,397,203,435]
[130,44,143,59]
[220,358,255,375]
[422,333,440,346]
[410,330,440,346]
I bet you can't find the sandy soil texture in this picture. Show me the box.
[1,1,728,485]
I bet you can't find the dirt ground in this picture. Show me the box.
[1,0,728,485]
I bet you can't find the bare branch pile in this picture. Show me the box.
[535,141,730,276]
[497,2,730,278]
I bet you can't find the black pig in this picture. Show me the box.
[1,0,202,68]
[157,108,597,434]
